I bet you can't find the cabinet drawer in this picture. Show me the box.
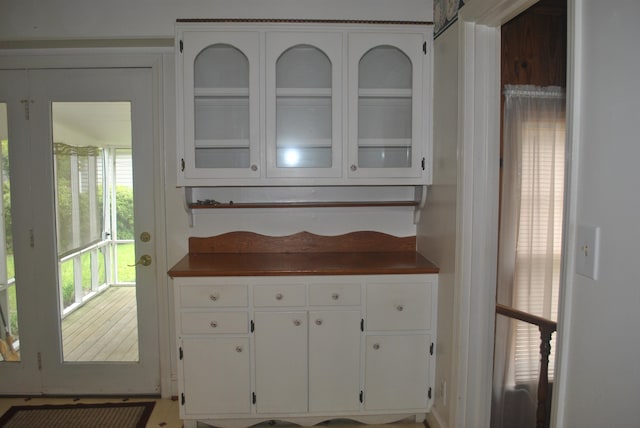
[253,284,306,307]
[366,283,431,331]
[309,283,360,306]
[179,284,248,308]
[181,311,248,334]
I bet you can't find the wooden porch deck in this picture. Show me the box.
[61,286,139,362]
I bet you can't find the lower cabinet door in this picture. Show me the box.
[309,310,361,412]
[254,311,308,413]
[181,337,251,415]
[364,334,431,410]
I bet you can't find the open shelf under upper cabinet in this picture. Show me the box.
[182,185,428,226]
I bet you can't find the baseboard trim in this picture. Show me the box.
[426,409,447,428]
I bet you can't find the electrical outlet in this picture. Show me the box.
[576,224,600,280]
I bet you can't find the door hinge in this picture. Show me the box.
[180,158,185,172]
[252,392,257,404]
[423,41,427,55]
[37,352,42,371]
[250,320,255,333]
[421,157,426,171]
[360,319,364,332]
[179,40,184,53]
[430,342,434,356]
[428,387,432,400]
[179,346,183,360]
[20,99,33,120]
[181,393,185,405]
[359,391,364,403]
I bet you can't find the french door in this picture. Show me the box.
[0,68,160,394]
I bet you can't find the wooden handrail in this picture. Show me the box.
[496,303,557,428]
[496,304,557,331]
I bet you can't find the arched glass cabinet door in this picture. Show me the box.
[266,32,342,178]
[348,33,426,179]
[178,31,260,181]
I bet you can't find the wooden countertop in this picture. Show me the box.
[168,231,440,277]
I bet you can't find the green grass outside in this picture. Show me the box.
[116,243,136,283]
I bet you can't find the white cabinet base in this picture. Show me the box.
[174,275,437,428]
[187,413,426,428]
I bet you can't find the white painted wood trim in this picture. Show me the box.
[551,1,580,426]
[452,21,500,428]
[451,0,535,427]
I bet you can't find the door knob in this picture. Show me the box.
[129,254,152,267]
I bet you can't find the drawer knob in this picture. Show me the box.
[331,293,340,300]
[235,346,243,353]
[373,343,380,350]
[209,293,219,302]
[293,319,301,326]
[275,293,283,301]
[210,321,218,328]
[396,304,404,312]
[315,319,323,326]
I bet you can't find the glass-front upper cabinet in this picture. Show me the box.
[348,32,428,179]
[266,32,342,178]
[177,31,260,182]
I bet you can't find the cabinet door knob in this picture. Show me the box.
[373,343,380,350]
[315,319,323,326]
[235,346,243,353]
[275,293,283,300]
[396,304,404,312]
[331,293,340,300]
[293,319,301,326]
[350,164,357,171]
[251,164,258,171]
[209,293,219,302]
[210,321,218,328]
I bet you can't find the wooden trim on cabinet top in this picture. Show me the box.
[176,18,434,25]
[188,231,416,254]
[188,200,419,209]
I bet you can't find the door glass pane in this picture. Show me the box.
[276,45,332,168]
[52,102,139,362]
[194,44,250,168]
[0,103,20,362]
[358,46,413,168]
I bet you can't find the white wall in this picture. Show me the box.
[0,0,431,41]
[419,21,459,428]
[557,1,640,426]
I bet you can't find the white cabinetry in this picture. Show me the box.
[253,283,308,413]
[173,275,437,427]
[176,282,251,417]
[364,280,434,411]
[348,33,428,179]
[178,31,261,179]
[266,32,343,178]
[176,21,432,186]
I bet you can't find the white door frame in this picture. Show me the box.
[0,50,172,397]
[449,1,543,427]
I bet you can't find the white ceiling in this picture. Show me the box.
[52,102,132,148]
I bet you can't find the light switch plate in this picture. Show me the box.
[575,224,600,280]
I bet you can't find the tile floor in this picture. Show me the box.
[0,396,429,428]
